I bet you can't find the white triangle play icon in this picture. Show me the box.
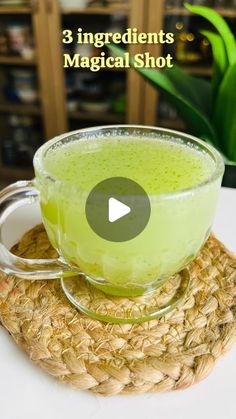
[108,197,131,223]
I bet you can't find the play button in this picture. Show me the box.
[109,198,131,223]
[85,177,151,242]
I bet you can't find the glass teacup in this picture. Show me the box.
[0,126,224,323]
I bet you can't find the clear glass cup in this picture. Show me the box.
[0,126,225,323]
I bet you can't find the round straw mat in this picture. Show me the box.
[1,224,236,396]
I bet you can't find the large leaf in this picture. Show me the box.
[185,3,236,65]
[165,65,213,118]
[201,30,228,91]
[108,44,217,145]
[214,63,236,161]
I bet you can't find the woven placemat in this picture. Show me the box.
[1,225,236,396]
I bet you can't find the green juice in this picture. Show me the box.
[36,136,220,295]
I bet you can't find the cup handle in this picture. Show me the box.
[0,181,76,280]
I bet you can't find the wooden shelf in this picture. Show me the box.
[69,110,125,123]
[165,7,192,16]
[158,118,186,131]
[61,5,130,15]
[182,65,213,76]
[66,65,125,73]
[0,5,31,14]
[0,56,36,66]
[165,7,236,18]
[0,165,34,182]
[215,8,236,18]
[0,103,41,115]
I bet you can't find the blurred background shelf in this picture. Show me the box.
[0,0,141,183]
[0,56,36,65]
[0,6,31,15]
[61,5,130,15]
[69,110,125,123]
[165,7,236,18]
[66,65,126,73]
[0,103,41,115]
[181,65,213,76]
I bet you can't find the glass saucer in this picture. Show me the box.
[61,269,190,324]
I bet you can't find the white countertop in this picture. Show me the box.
[1,187,236,419]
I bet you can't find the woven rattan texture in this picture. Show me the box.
[1,225,236,396]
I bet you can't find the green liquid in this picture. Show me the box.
[43,137,214,193]
[36,136,220,295]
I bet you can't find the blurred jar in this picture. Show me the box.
[10,69,38,104]
[0,29,9,55]
[9,115,38,166]
[158,97,178,120]
[106,15,126,57]
[78,75,110,113]
[60,0,89,8]
[65,74,76,96]
[7,24,30,54]
[1,139,16,166]
[200,36,212,62]
[74,43,94,57]
[175,25,202,63]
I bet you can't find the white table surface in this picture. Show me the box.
[1,187,236,419]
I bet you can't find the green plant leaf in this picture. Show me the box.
[108,44,217,145]
[165,65,213,118]
[213,63,236,161]
[201,30,228,90]
[185,3,236,65]
[138,68,216,143]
